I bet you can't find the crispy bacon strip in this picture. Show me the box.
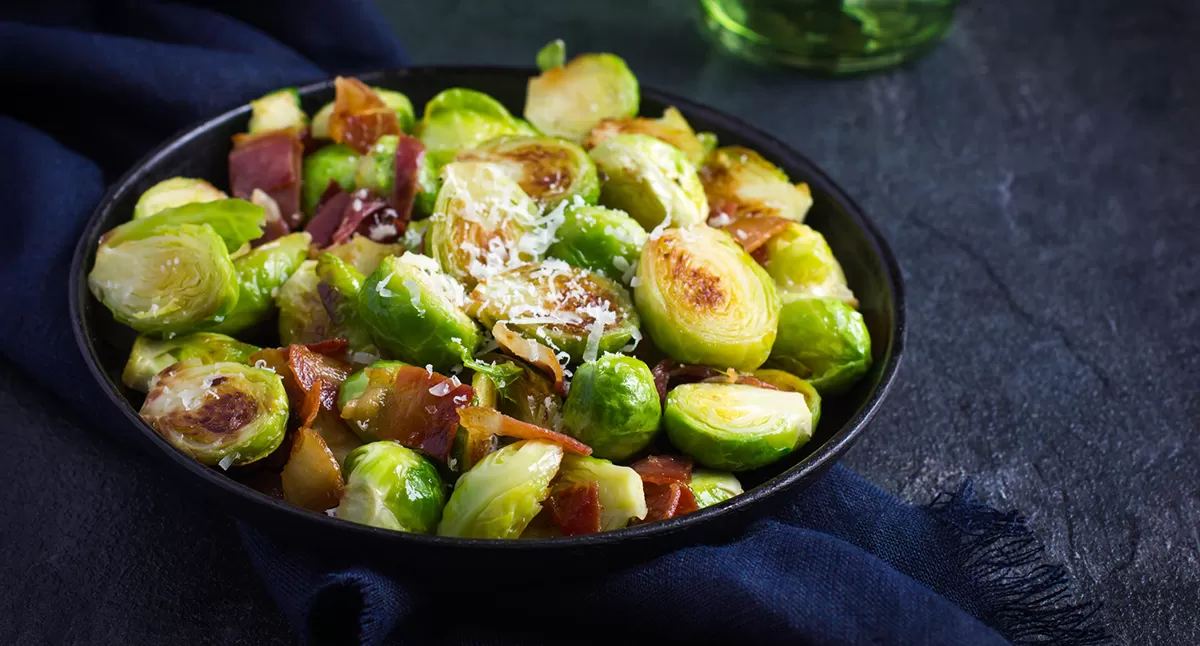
[391,134,424,223]
[306,183,353,248]
[287,345,350,412]
[377,366,474,462]
[640,482,700,523]
[457,407,592,456]
[248,339,350,411]
[632,455,694,485]
[492,322,566,395]
[329,76,401,154]
[229,130,304,228]
[714,213,791,254]
[546,481,602,536]
[249,189,291,246]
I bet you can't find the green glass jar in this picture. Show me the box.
[701,0,959,74]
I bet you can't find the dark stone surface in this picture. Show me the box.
[1,1,1196,645]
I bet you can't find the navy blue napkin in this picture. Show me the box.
[0,2,1105,644]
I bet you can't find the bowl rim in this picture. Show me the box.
[69,65,906,551]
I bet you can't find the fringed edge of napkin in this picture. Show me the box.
[928,481,1110,646]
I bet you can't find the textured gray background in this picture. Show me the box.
[2,0,1197,644]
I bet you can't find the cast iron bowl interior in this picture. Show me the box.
[70,67,905,573]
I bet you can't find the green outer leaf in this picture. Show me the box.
[122,332,260,392]
[132,177,227,220]
[767,294,872,395]
[437,440,563,539]
[337,441,446,533]
[103,199,266,252]
[688,469,743,509]
[536,39,567,72]
[210,232,310,334]
[561,356,661,461]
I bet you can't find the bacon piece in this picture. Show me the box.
[640,482,700,523]
[249,189,291,246]
[492,322,566,396]
[287,345,350,412]
[305,183,353,248]
[229,130,304,228]
[377,366,474,462]
[711,212,791,254]
[329,76,401,154]
[248,340,350,411]
[457,407,592,456]
[546,481,602,536]
[302,338,350,358]
[632,455,694,485]
[391,134,424,222]
[331,189,402,246]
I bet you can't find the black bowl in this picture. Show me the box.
[69,67,905,573]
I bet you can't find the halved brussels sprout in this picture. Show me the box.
[750,368,822,429]
[467,260,639,361]
[664,383,812,471]
[416,88,536,160]
[426,161,541,287]
[524,49,639,142]
[545,204,647,281]
[556,454,647,530]
[314,253,384,360]
[140,360,288,467]
[133,177,227,220]
[761,223,857,305]
[336,441,446,533]
[302,144,359,217]
[585,107,708,165]
[768,294,872,395]
[589,134,708,231]
[700,147,813,222]
[103,199,266,252]
[89,223,240,335]
[634,226,780,371]
[561,355,660,461]
[337,360,410,415]
[358,252,481,370]
[689,469,743,509]
[312,86,416,139]
[210,232,310,334]
[326,235,404,275]
[123,332,260,393]
[248,88,307,134]
[458,136,599,208]
[277,260,332,345]
[437,439,564,539]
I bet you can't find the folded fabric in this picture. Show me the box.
[0,2,1105,645]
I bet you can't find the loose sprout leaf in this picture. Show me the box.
[536,39,567,72]
[122,332,260,393]
[103,199,266,252]
[689,469,744,509]
[248,88,308,135]
[492,322,565,394]
[557,454,648,530]
[457,406,592,455]
[462,357,523,400]
[133,177,227,220]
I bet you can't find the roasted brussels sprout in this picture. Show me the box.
[458,136,599,208]
[750,368,822,429]
[585,107,708,165]
[358,252,481,370]
[437,439,564,539]
[634,226,780,371]
[276,260,331,345]
[302,144,359,217]
[760,223,856,305]
[123,332,260,393]
[425,161,542,287]
[768,294,872,395]
[545,204,647,281]
[312,86,416,139]
[556,454,647,530]
[525,47,639,142]
[589,134,708,231]
[336,441,446,533]
[416,88,536,161]
[326,235,404,275]
[210,232,310,334]
[688,469,743,509]
[140,360,289,467]
[132,177,227,220]
[89,223,239,335]
[467,260,640,361]
[664,383,813,471]
[561,355,660,461]
[248,88,307,134]
[700,147,813,222]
